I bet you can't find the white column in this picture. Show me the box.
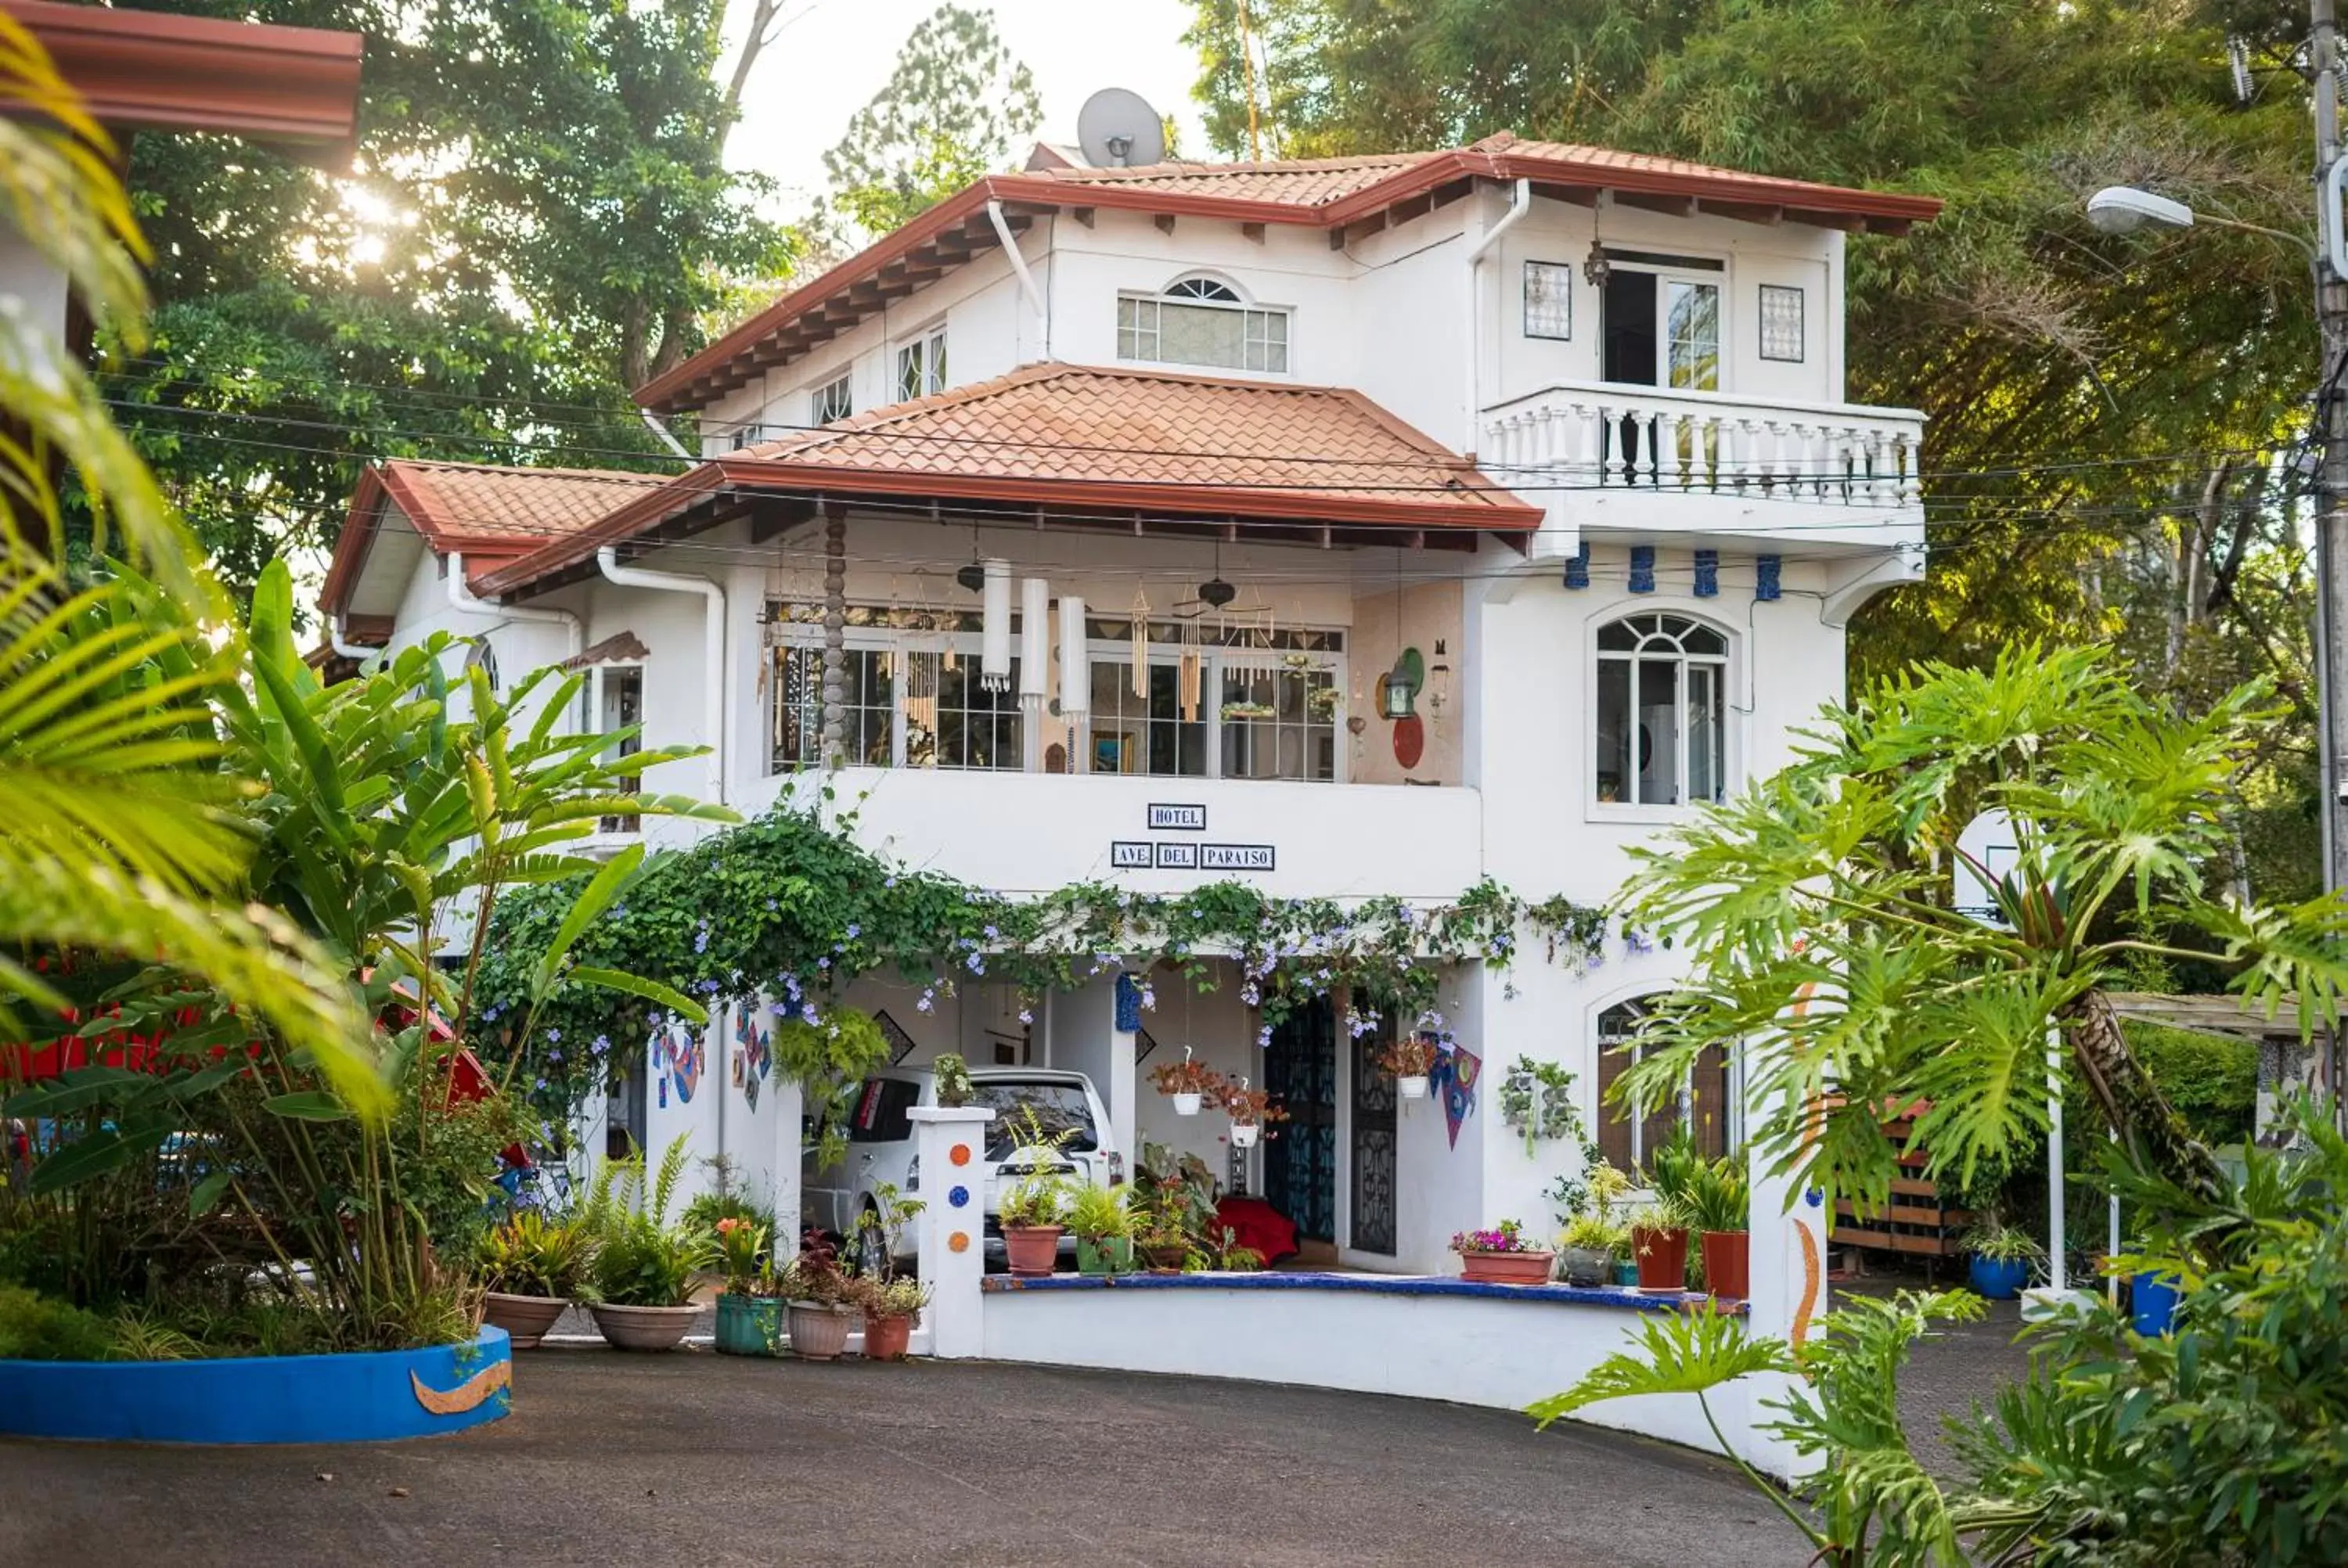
[907,1106,996,1359]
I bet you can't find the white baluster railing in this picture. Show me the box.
[1482,382,1925,511]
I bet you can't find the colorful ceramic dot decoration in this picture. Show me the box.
[949,1142,972,1167]
[948,1185,970,1208]
[947,1231,970,1254]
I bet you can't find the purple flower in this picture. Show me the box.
[917,994,934,1014]
[966,952,986,974]
[845,923,860,939]
[816,956,830,970]
[546,1027,560,1042]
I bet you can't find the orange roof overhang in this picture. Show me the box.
[2,0,362,164]
[472,459,1533,600]
[639,147,1943,415]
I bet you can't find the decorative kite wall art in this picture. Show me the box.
[649,1020,703,1107]
[1429,1042,1482,1149]
[735,1005,772,1113]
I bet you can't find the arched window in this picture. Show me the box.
[1117,275,1289,372]
[463,635,499,694]
[1595,997,1732,1173]
[1594,612,1727,807]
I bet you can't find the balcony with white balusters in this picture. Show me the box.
[1479,381,1926,559]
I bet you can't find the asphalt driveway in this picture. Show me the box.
[0,1351,1810,1568]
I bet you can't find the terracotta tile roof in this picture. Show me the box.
[478,365,1537,598]
[1034,150,1429,207]
[375,459,640,547]
[639,131,1941,415]
[320,459,649,620]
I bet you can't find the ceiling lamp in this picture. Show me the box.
[1376,657,1417,720]
[1583,237,1611,290]
[956,563,986,593]
[1198,577,1236,609]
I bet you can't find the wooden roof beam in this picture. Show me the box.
[1698,197,1786,226]
[1154,212,1177,235]
[1072,206,1096,228]
[1615,190,1699,218]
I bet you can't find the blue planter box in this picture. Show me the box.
[1969,1255,2029,1300]
[0,1325,513,1444]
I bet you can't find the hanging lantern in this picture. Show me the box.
[1020,577,1050,713]
[980,560,1011,692]
[1058,593,1089,723]
[1583,237,1611,289]
[1376,663,1416,720]
[1198,577,1236,609]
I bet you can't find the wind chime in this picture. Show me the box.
[1172,538,1277,720]
[896,574,942,741]
[978,558,1011,694]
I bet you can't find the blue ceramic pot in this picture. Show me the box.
[1969,1254,2029,1300]
[2131,1271,2182,1336]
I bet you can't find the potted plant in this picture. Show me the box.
[777,1242,860,1360]
[1630,1128,1701,1293]
[1068,1182,1135,1276]
[582,1140,715,1352]
[1218,1077,1288,1149]
[1130,1140,1217,1270]
[861,1276,928,1361]
[475,1209,596,1350]
[1133,1212,1195,1273]
[1557,1216,1626,1288]
[1375,1034,1440,1100]
[1686,1154,1751,1300]
[996,1160,1071,1278]
[712,1217,783,1356]
[1962,1214,2044,1301]
[1149,1046,1223,1115]
[932,1052,974,1109]
[1450,1219,1555,1285]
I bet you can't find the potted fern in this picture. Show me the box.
[475,1209,596,1350]
[583,1138,716,1352]
[712,1217,783,1356]
[1068,1182,1134,1276]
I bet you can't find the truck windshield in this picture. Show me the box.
[971,1081,1098,1157]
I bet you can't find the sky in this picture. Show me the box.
[723,0,1214,211]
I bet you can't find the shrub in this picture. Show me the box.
[0,1285,113,1361]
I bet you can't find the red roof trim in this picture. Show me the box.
[3,0,362,160]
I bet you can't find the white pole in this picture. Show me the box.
[2108,1127,2122,1306]
[2046,1023,2065,1294]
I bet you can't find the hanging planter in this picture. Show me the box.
[1396,1075,1430,1100]
[1231,1121,1260,1149]
[1218,1077,1287,1153]
[1150,1045,1223,1120]
[1374,1034,1441,1103]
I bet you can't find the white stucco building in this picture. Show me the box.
[322,133,1939,1278]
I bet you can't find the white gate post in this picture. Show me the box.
[907,1106,995,1358]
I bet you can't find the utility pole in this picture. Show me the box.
[2316,1,2348,902]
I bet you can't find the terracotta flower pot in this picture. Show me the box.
[715,1293,783,1355]
[1457,1249,1555,1286]
[589,1301,700,1352]
[1002,1225,1064,1278]
[787,1302,854,1361]
[1632,1225,1690,1292]
[1701,1231,1750,1300]
[862,1311,913,1361]
[481,1290,568,1350]
[1139,1241,1190,1273]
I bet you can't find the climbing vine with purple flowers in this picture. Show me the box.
[466,802,1629,1138]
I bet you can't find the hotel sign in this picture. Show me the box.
[1112,806,1275,874]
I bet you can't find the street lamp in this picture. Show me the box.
[2086,184,2318,257]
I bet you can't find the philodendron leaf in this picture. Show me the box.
[261,1090,351,1121]
[189,1168,233,1215]
[28,1124,172,1195]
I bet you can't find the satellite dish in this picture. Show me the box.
[1077,88,1165,170]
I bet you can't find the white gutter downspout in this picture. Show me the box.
[989,199,1049,357]
[446,552,585,662]
[596,545,726,805]
[330,613,385,670]
[1464,177,1532,458]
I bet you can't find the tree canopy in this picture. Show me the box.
[1184,0,2325,899]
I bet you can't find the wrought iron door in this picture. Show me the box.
[1264,1000,1337,1242]
[1350,1027,1397,1254]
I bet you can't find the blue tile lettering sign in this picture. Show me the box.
[1147,803,1207,831]
[1110,841,1152,869]
[1154,842,1200,869]
[1199,843,1276,872]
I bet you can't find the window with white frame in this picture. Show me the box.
[1523,261,1573,340]
[1219,664,1338,781]
[767,605,1022,774]
[895,329,946,402]
[576,664,644,832]
[1117,277,1290,373]
[1082,620,1341,780]
[1758,284,1804,361]
[1594,612,1727,807]
[810,372,853,424]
